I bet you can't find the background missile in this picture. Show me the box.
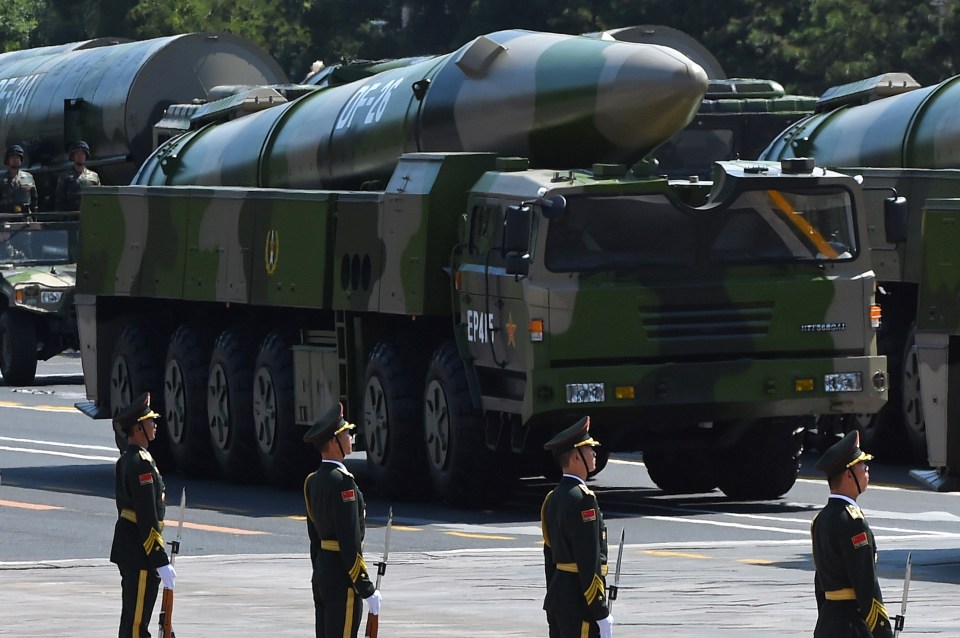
[136,29,709,189]
[760,72,960,169]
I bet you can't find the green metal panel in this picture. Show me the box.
[918,199,960,333]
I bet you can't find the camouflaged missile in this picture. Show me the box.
[0,33,286,186]
[134,29,708,189]
[756,72,960,168]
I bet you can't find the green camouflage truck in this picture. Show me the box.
[761,73,960,490]
[0,213,79,384]
[74,30,887,503]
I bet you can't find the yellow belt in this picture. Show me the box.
[556,563,608,576]
[119,508,164,531]
[320,540,341,551]
[825,588,857,601]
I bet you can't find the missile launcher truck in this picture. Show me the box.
[0,33,287,386]
[761,72,960,490]
[73,29,888,503]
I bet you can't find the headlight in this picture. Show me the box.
[566,383,605,404]
[41,290,63,304]
[824,372,862,393]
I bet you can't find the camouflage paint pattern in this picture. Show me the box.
[760,74,960,169]
[134,30,708,190]
[0,33,286,185]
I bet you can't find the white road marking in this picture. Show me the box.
[0,445,115,462]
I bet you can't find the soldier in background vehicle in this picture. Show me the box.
[303,403,381,638]
[811,431,893,637]
[0,145,38,215]
[541,416,614,638]
[55,140,100,211]
[110,392,176,638]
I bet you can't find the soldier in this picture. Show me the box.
[541,416,614,638]
[109,392,176,638]
[811,431,893,637]
[0,145,38,215]
[55,140,100,211]
[303,403,382,638]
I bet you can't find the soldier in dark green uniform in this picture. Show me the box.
[811,431,893,637]
[55,140,100,211]
[541,416,614,638]
[109,392,176,638]
[0,145,38,215]
[303,403,381,638]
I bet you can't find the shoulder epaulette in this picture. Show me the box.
[845,504,864,520]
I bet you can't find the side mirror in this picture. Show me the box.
[503,205,531,254]
[884,196,908,244]
[503,204,531,276]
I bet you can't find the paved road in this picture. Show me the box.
[2,355,959,636]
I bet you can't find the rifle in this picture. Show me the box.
[608,528,625,613]
[159,487,186,638]
[364,507,393,638]
[893,552,912,637]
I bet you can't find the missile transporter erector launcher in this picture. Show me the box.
[760,73,960,490]
[75,30,887,503]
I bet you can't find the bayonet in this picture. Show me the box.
[365,507,392,638]
[893,552,912,637]
[159,487,186,638]
[608,528,625,613]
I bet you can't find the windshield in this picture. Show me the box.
[544,187,857,272]
[0,228,73,265]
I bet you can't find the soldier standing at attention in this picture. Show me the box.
[541,416,614,638]
[0,145,38,215]
[811,431,893,637]
[55,140,100,211]
[110,392,176,638]
[303,403,382,638]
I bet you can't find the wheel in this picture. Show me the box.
[900,324,929,463]
[423,340,517,506]
[715,418,804,500]
[0,310,37,386]
[362,340,430,498]
[110,323,172,468]
[207,326,262,482]
[643,446,717,494]
[163,322,216,477]
[253,330,317,488]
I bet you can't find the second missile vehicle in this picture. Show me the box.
[74,30,887,502]
[761,72,960,490]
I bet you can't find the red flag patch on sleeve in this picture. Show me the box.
[138,473,154,485]
[851,532,869,548]
[581,508,597,522]
[341,489,356,502]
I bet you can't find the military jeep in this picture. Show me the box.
[0,213,80,385]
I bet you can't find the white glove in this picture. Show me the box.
[156,564,176,590]
[597,614,614,638]
[365,589,382,615]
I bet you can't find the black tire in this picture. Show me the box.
[423,340,518,506]
[207,326,262,482]
[715,418,804,500]
[253,330,317,488]
[362,340,430,499]
[643,446,717,494]
[110,323,172,469]
[900,324,929,463]
[164,322,216,477]
[0,310,38,386]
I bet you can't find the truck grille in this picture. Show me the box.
[638,302,774,340]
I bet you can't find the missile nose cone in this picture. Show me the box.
[594,42,709,162]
